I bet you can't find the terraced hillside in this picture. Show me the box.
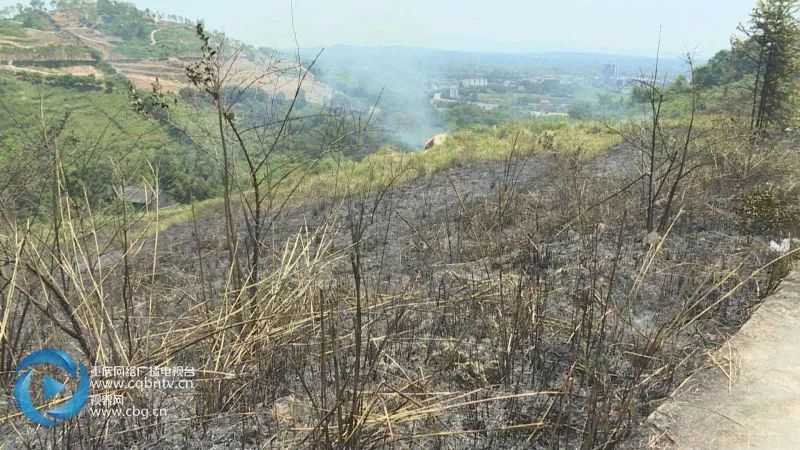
[58,10,330,102]
[0,3,342,209]
[0,6,333,103]
[0,10,105,78]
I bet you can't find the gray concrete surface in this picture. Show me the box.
[640,266,800,449]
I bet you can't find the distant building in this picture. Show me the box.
[618,76,651,87]
[603,63,618,81]
[116,186,176,210]
[448,86,460,100]
[539,100,554,113]
[532,111,569,118]
[461,78,488,88]
[540,77,563,87]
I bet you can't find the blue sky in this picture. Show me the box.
[3,0,757,57]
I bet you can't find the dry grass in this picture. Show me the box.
[1,121,797,448]
[153,120,622,234]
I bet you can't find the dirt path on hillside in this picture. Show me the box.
[150,28,160,45]
[634,267,800,449]
[2,61,51,75]
[0,39,35,49]
[49,13,115,59]
[65,30,113,47]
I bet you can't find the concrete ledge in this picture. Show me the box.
[639,268,800,449]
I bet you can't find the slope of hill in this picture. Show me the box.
[0,1,799,448]
[0,4,333,103]
[46,8,333,103]
[0,9,106,78]
[0,2,340,208]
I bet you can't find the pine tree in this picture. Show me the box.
[736,0,800,132]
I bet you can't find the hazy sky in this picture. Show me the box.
[4,0,757,57]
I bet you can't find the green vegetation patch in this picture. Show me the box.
[155,120,621,231]
[0,19,26,37]
[15,8,51,30]
[113,25,201,59]
[0,43,92,60]
[0,72,218,213]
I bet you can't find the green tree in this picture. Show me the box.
[695,45,759,87]
[567,101,593,120]
[670,74,691,93]
[738,0,800,131]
